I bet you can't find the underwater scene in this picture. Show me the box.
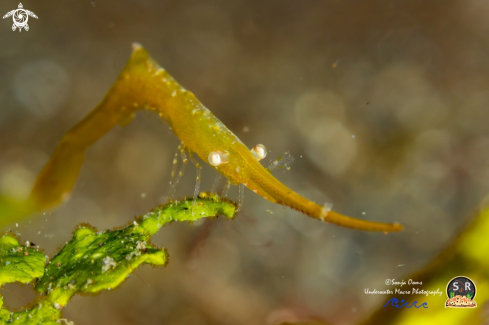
[0,1,488,324]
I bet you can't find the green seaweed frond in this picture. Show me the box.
[0,194,236,324]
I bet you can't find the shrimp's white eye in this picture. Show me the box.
[208,150,229,166]
[251,144,267,161]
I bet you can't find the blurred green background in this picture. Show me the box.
[1,0,489,324]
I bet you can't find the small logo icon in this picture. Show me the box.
[445,276,477,308]
[3,3,38,32]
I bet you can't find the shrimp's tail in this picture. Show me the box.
[246,165,403,232]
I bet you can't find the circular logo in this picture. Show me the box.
[14,10,28,25]
[445,276,477,308]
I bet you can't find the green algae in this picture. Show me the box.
[0,193,236,324]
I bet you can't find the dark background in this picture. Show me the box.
[1,1,489,324]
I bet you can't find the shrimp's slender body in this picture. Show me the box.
[28,44,402,232]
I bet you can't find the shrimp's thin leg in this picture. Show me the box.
[178,146,189,185]
[268,152,295,173]
[236,183,244,212]
[188,151,202,205]
[221,180,231,198]
[168,145,181,199]
[169,145,188,199]
[211,175,221,193]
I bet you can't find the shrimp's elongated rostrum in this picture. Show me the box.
[19,44,402,232]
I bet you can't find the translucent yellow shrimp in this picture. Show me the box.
[20,44,401,232]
